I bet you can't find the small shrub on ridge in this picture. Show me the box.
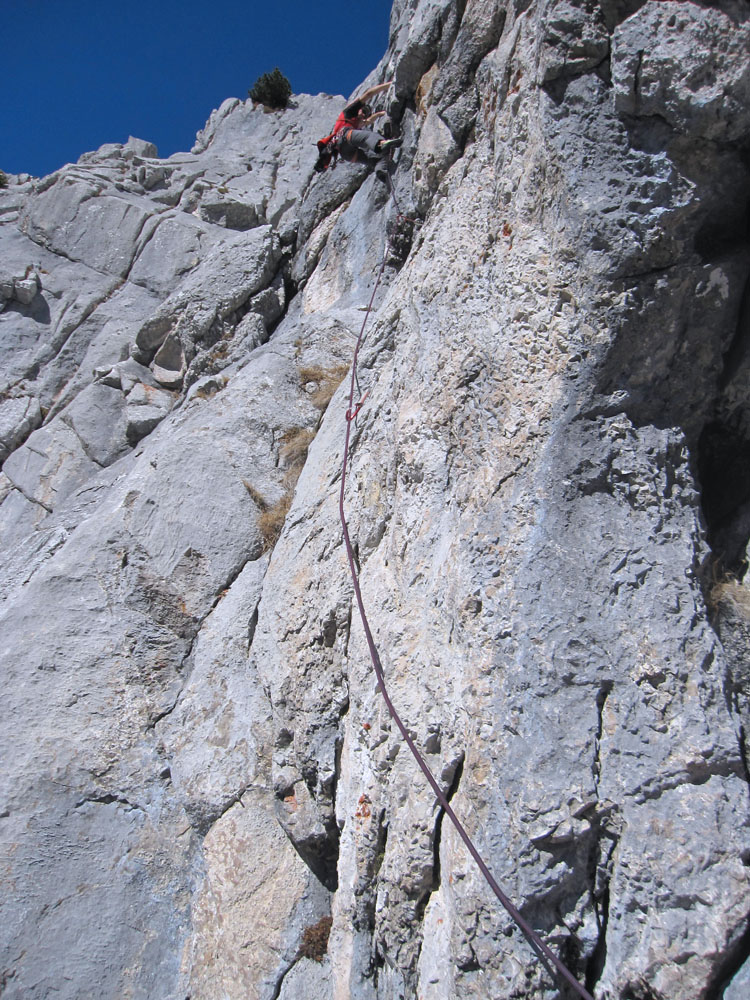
[249,68,292,109]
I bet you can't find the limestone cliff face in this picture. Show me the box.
[2,2,750,998]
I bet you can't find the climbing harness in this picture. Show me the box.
[337,173,595,1000]
[315,129,387,172]
[315,111,399,173]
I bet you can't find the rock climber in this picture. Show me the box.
[314,81,402,172]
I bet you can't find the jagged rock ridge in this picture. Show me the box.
[1,1,750,998]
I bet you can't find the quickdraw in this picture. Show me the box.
[345,390,369,423]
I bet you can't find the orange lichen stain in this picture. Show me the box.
[362,722,371,731]
[355,794,372,821]
[502,222,513,238]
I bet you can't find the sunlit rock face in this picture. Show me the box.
[1,2,750,999]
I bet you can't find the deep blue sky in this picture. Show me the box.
[3,1,392,179]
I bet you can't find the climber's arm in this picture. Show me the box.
[358,80,393,104]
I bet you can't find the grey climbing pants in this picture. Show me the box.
[338,128,381,163]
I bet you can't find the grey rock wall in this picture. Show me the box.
[2,2,750,999]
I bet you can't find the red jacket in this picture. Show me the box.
[334,100,365,134]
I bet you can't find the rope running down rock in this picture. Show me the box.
[337,173,596,1000]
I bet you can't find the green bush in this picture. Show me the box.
[0,171,8,189]
[248,67,292,109]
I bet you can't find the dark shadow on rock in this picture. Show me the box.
[3,293,52,326]
[698,421,750,575]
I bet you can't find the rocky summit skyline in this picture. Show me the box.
[1,1,750,998]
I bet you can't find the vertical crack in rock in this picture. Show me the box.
[364,811,392,986]
[718,272,750,391]
[342,599,354,659]
[431,751,465,896]
[269,955,301,1000]
[585,821,620,996]
[736,717,750,788]
[322,609,338,649]
[592,681,613,798]
[411,752,466,977]
[585,682,617,993]
[278,779,341,893]
[697,386,750,793]
[247,602,260,651]
[276,706,347,894]
[698,422,750,577]
[328,731,345,889]
[121,208,161,282]
[708,585,750,788]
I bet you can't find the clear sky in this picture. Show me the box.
[3,1,393,179]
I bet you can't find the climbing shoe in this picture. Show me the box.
[379,138,403,154]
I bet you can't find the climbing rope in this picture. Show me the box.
[337,172,596,1000]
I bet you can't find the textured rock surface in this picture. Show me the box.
[2,2,750,999]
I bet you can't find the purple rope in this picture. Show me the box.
[337,230,595,1000]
